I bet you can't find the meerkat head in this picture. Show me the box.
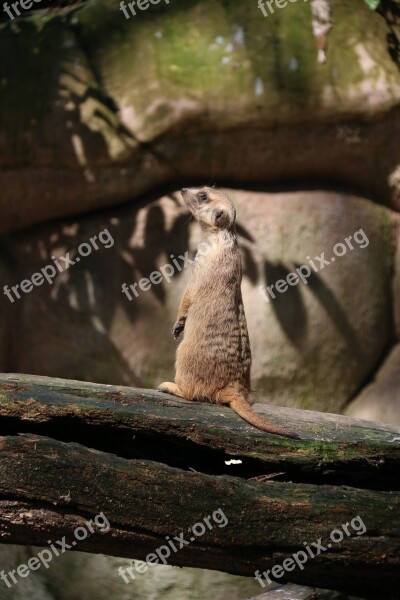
[181,187,236,232]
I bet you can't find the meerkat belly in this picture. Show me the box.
[175,298,247,398]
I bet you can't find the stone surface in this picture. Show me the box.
[247,584,355,599]
[1,189,397,414]
[0,258,12,371]
[345,344,400,425]
[0,0,400,235]
[0,547,262,600]
[394,228,400,338]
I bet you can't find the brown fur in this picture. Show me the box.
[158,187,297,438]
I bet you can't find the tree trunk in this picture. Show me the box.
[0,373,399,599]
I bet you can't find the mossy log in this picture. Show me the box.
[0,373,399,599]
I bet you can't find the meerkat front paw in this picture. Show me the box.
[172,318,186,339]
[158,382,174,393]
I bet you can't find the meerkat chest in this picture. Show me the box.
[195,246,237,279]
[192,247,240,302]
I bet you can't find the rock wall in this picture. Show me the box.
[0,0,400,235]
[1,188,398,417]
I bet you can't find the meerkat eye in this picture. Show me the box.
[197,192,208,202]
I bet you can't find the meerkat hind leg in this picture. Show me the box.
[158,382,185,398]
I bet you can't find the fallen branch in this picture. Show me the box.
[0,373,399,598]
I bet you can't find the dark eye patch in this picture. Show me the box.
[197,192,208,202]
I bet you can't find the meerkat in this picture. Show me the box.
[158,187,297,438]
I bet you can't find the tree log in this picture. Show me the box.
[0,373,399,598]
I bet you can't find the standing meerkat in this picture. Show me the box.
[158,187,297,438]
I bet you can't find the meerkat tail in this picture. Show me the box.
[229,397,299,439]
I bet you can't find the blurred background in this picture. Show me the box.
[0,0,399,598]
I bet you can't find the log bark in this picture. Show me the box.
[0,373,399,599]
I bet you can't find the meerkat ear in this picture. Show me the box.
[213,209,230,229]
